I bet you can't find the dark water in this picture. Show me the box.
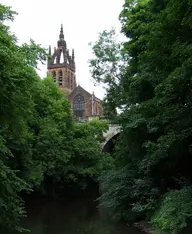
[7,197,145,234]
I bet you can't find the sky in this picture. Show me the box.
[1,0,124,99]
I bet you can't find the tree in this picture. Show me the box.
[0,4,46,231]
[0,3,112,232]
[67,119,109,188]
[90,0,192,232]
[89,29,126,117]
[30,76,74,193]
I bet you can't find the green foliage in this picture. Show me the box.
[99,167,137,222]
[31,77,74,186]
[0,4,16,22]
[0,3,110,231]
[90,0,192,233]
[20,39,47,68]
[0,160,29,232]
[0,4,43,231]
[151,187,192,234]
[89,29,125,117]
[71,120,108,186]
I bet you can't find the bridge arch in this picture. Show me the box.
[102,124,121,153]
[103,133,120,154]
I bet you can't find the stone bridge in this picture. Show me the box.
[102,124,121,152]
[78,118,121,152]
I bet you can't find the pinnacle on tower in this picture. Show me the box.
[48,45,51,55]
[59,24,64,40]
[72,49,75,60]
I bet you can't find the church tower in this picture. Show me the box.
[47,25,76,94]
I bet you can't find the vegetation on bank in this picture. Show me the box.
[0,4,109,232]
[2,0,192,233]
[90,0,192,233]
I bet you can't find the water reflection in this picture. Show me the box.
[8,197,145,234]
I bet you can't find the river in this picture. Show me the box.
[6,195,146,234]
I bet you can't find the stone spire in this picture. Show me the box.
[48,45,51,55]
[57,24,66,48]
[59,24,64,40]
[47,25,75,73]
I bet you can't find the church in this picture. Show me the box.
[47,25,103,121]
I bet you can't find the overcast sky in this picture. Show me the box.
[1,0,124,99]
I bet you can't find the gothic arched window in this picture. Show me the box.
[52,71,56,82]
[73,94,85,118]
[58,70,62,87]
